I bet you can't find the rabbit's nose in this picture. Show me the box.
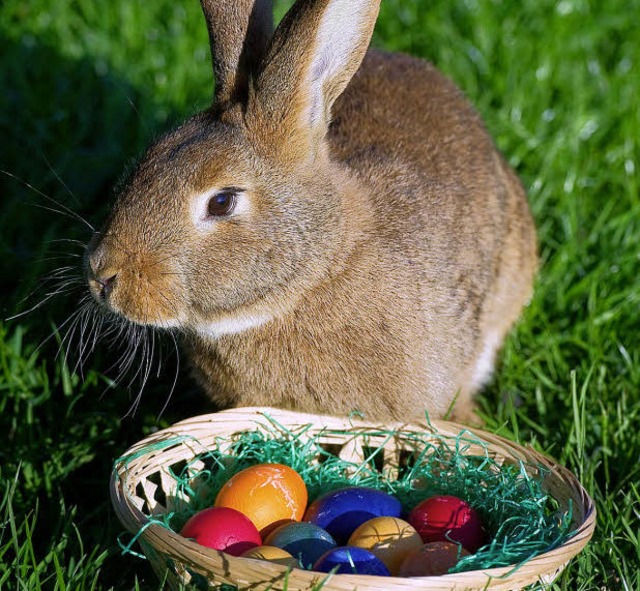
[87,243,119,301]
[89,270,118,301]
[94,272,118,300]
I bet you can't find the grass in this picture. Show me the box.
[0,0,638,588]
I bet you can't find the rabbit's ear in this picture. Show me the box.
[249,0,380,154]
[200,0,273,108]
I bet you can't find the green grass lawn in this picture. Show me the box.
[1,0,638,589]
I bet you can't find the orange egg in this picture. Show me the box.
[215,463,308,536]
[347,516,424,575]
[240,545,300,568]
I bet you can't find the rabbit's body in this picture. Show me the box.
[187,49,536,421]
[86,0,537,423]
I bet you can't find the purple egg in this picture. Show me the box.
[313,546,391,576]
[304,487,402,543]
[265,522,337,569]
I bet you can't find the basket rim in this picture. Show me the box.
[110,406,597,588]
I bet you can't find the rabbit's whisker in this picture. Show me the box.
[62,300,93,359]
[41,152,81,207]
[48,238,88,249]
[59,306,88,370]
[139,327,155,402]
[100,323,137,380]
[22,273,83,304]
[73,305,97,379]
[158,329,181,420]
[137,302,154,397]
[122,325,147,390]
[2,168,95,232]
[45,250,84,258]
[43,285,81,299]
[100,315,130,397]
[105,79,152,137]
[37,253,83,265]
[6,284,80,322]
[87,308,105,364]
[68,306,89,378]
[108,327,136,395]
[122,326,149,418]
[16,276,81,309]
[42,265,78,278]
[30,203,95,230]
[32,298,91,359]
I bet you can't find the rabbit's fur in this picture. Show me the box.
[86,0,537,423]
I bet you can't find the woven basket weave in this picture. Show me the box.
[110,407,595,591]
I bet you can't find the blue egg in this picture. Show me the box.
[264,522,337,569]
[303,487,402,543]
[313,546,391,576]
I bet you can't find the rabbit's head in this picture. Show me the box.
[85,0,381,336]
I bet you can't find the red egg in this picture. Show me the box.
[180,507,261,556]
[408,495,485,552]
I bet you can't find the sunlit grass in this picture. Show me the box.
[1,0,638,588]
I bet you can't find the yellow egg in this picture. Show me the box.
[347,516,424,575]
[240,545,300,568]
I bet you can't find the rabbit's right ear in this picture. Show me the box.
[200,0,273,108]
[247,0,381,160]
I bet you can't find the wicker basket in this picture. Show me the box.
[110,407,595,591]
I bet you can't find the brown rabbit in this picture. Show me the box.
[85,0,537,424]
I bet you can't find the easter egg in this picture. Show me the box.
[313,546,391,576]
[408,495,485,552]
[304,487,402,543]
[347,516,423,575]
[240,545,300,568]
[265,521,337,569]
[180,507,261,556]
[398,541,470,577]
[215,463,308,535]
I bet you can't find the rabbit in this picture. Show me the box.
[85,0,537,425]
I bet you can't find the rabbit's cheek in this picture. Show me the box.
[87,248,188,329]
[107,269,187,329]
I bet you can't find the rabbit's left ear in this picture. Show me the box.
[248,0,381,155]
[200,0,273,108]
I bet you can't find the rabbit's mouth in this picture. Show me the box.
[87,270,185,330]
[85,240,187,330]
[87,269,117,304]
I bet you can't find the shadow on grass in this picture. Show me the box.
[0,32,192,311]
[0,35,217,589]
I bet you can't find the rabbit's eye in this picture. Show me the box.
[207,190,237,217]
